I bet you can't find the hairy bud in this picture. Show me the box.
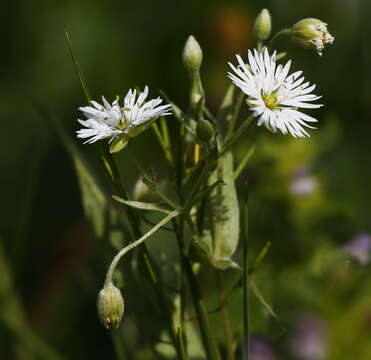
[183,35,203,73]
[254,9,272,41]
[97,283,124,330]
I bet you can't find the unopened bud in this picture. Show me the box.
[183,35,203,73]
[254,9,272,41]
[291,18,334,56]
[97,283,124,329]
[196,119,214,142]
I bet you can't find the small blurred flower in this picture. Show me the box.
[344,233,371,265]
[250,335,277,360]
[291,18,334,56]
[290,167,317,197]
[289,314,327,360]
[77,86,171,152]
[228,49,322,137]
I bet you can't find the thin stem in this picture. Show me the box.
[102,148,182,358]
[182,253,221,360]
[220,116,255,157]
[174,118,220,360]
[217,272,235,360]
[64,27,92,103]
[111,332,126,360]
[173,217,189,359]
[268,28,292,49]
[233,146,256,180]
[104,208,181,287]
[225,92,245,141]
[242,188,249,360]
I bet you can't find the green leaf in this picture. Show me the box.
[212,151,240,266]
[74,155,107,237]
[250,280,280,321]
[112,196,172,214]
[186,180,224,210]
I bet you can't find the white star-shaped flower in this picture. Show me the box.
[76,86,171,152]
[228,49,322,137]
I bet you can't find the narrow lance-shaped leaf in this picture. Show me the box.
[74,155,107,237]
[112,195,172,215]
[211,151,240,269]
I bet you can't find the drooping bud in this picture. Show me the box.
[291,18,334,56]
[254,9,272,41]
[97,282,125,329]
[182,35,203,73]
[196,118,214,142]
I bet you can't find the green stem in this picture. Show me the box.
[173,217,189,360]
[241,188,249,360]
[105,209,181,286]
[225,92,245,141]
[111,332,126,360]
[269,28,292,49]
[174,120,220,359]
[216,272,235,360]
[182,254,221,360]
[220,116,255,157]
[102,148,182,358]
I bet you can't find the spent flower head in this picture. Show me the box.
[291,18,334,56]
[76,86,171,152]
[228,48,322,138]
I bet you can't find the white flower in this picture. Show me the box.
[228,49,322,138]
[76,86,171,152]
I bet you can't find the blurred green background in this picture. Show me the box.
[1,0,371,359]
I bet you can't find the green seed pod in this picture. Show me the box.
[291,18,334,56]
[97,283,125,329]
[196,118,214,142]
[183,35,203,73]
[254,9,272,41]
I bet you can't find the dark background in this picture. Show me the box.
[1,0,371,359]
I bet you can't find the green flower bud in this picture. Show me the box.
[254,9,272,41]
[196,118,214,142]
[291,18,334,56]
[183,35,203,73]
[97,283,124,329]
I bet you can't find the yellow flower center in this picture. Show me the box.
[262,93,279,110]
[117,119,129,131]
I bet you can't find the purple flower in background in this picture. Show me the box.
[343,233,371,265]
[289,167,317,197]
[289,314,327,360]
[249,335,277,360]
